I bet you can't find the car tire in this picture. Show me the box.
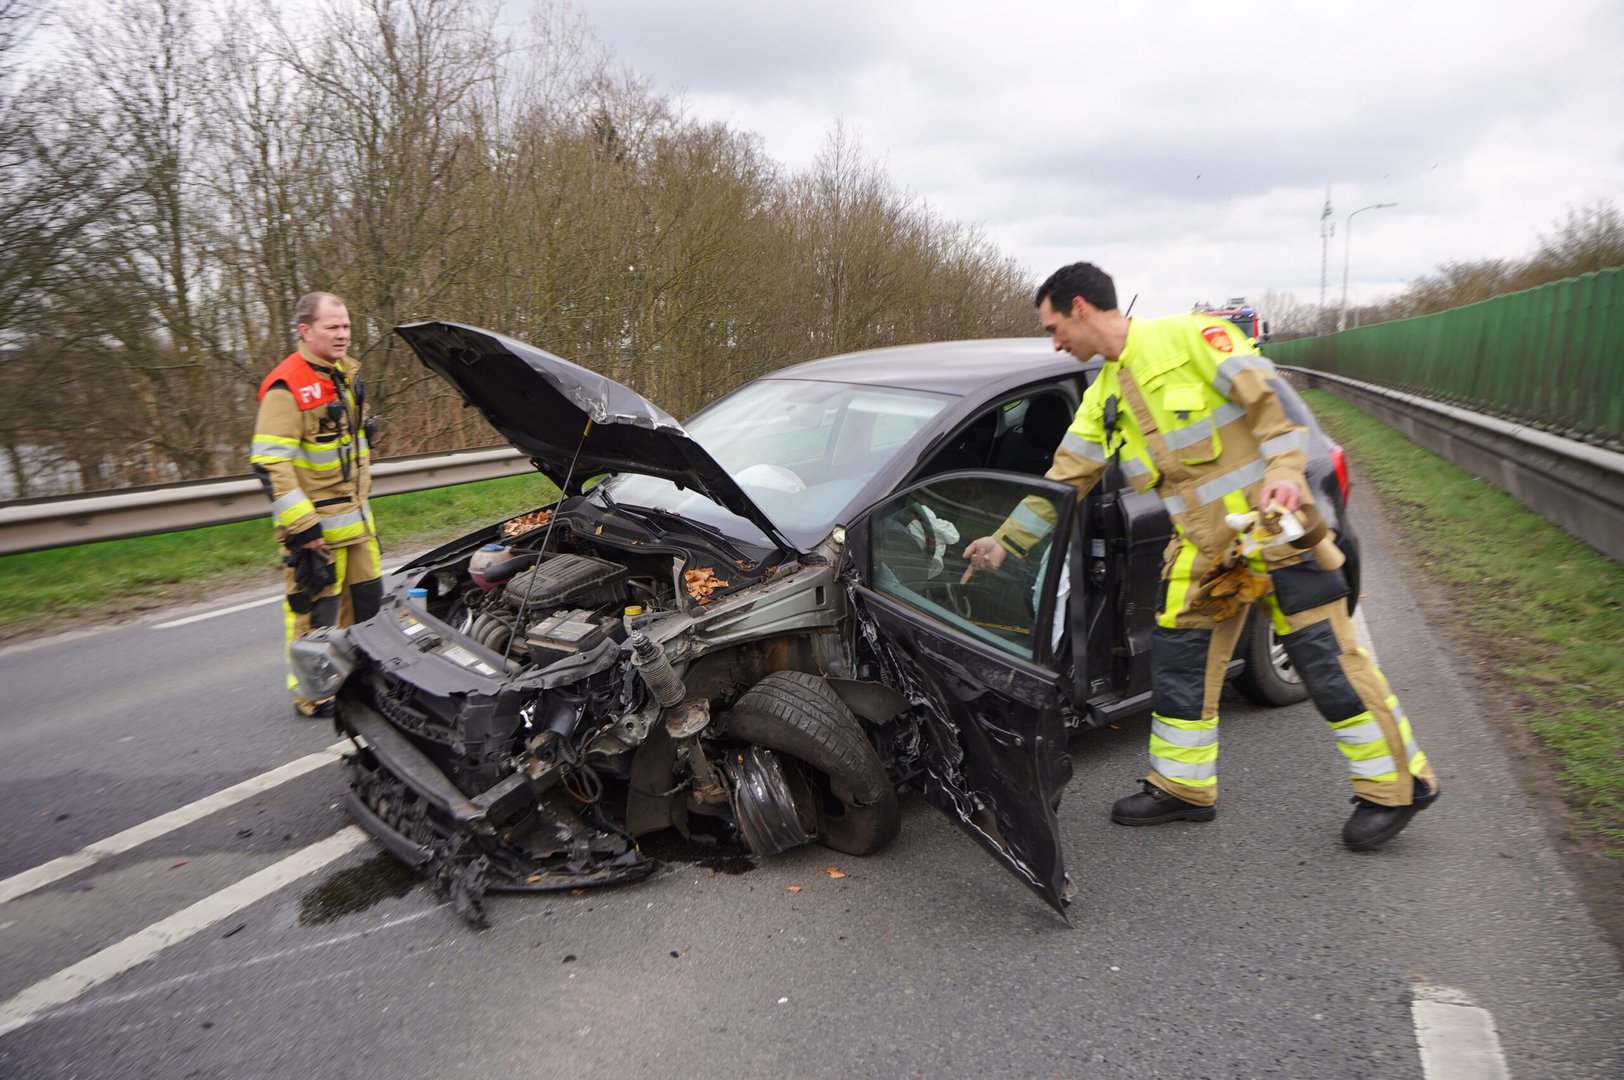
[1232,609,1310,707]
[725,670,901,856]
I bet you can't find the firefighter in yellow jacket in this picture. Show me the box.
[962,263,1438,850]
[250,292,381,718]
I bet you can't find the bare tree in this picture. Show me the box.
[1534,200,1624,279]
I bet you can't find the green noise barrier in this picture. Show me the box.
[1267,266,1623,449]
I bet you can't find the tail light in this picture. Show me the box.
[1331,445,1351,502]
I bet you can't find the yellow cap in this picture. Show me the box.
[624,605,644,616]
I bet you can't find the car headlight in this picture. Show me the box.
[289,627,357,702]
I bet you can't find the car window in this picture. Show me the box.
[610,378,952,549]
[865,474,1072,662]
[920,387,1077,479]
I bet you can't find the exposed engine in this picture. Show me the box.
[323,505,899,927]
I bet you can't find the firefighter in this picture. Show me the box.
[962,263,1438,850]
[249,292,381,718]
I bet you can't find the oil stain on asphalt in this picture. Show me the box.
[298,852,421,925]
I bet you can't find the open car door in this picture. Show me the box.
[843,471,1077,916]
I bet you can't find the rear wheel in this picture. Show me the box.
[724,670,901,856]
[1232,609,1310,706]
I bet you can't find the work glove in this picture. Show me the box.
[285,544,337,598]
[285,522,324,550]
[1190,554,1271,622]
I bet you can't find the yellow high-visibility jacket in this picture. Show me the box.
[995,313,1309,559]
[249,346,374,547]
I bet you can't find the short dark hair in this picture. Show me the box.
[1034,262,1117,313]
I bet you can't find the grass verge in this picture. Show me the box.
[0,473,558,640]
[1304,389,1624,858]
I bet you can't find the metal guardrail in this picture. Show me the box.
[1286,368,1624,564]
[0,446,532,556]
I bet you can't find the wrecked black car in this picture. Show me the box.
[293,323,1358,922]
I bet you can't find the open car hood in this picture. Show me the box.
[396,321,794,552]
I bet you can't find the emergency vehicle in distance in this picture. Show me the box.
[1195,298,1268,344]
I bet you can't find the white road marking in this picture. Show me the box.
[38,909,441,1025]
[0,826,369,1037]
[1413,984,1511,1079]
[153,561,415,630]
[154,595,281,628]
[0,739,353,905]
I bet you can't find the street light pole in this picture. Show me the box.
[1339,202,1396,331]
[1319,190,1334,335]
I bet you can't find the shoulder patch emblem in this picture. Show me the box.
[1200,325,1234,353]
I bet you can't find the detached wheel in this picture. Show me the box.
[1233,609,1310,706]
[725,670,900,856]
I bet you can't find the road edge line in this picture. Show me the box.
[0,740,351,906]
[0,826,369,1038]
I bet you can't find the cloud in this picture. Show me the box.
[570,0,1624,315]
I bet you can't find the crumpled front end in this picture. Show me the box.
[323,543,680,925]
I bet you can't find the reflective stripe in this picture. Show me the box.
[251,436,348,470]
[1163,416,1215,450]
[1154,452,1268,520]
[1152,757,1218,782]
[1149,713,1218,780]
[270,489,308,515]
[1009,502,1055,541]
[1261,430,1307,458]
[1152,718,1217,749]
[275,501,316,528]
[250,439,299,462]
[1213,354,1264,398]
[319,508,369,542]
[270,489,315,529]
[297,443,343,467]
[1059,430,1106,463]
[1347,754,1397,780]
[1193,459,1266,507]
[1163,402,1243,450]
[1332,702,1422,781]
[321,509,365,531]
[1122,456,1150,477]
[1333,719,1385,747]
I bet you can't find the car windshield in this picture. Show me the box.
[603,378,951,550]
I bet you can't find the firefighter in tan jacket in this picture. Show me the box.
[963,263,1438,850]
[250,292,381,717]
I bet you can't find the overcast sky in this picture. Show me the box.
[560,0,1623,321]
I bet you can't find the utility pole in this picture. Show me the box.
[1319,188,1334,335]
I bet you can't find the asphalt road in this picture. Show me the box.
[0,505,1619,1079]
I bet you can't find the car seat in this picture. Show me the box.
[992,393,1073,474]
[922,411,998,474]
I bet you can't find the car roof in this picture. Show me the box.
[758,338,1094,397]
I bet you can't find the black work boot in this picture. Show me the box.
[1342,779,1438,850]
[1111,781,1216,825]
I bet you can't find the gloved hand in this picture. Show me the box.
[285,544,337,597]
